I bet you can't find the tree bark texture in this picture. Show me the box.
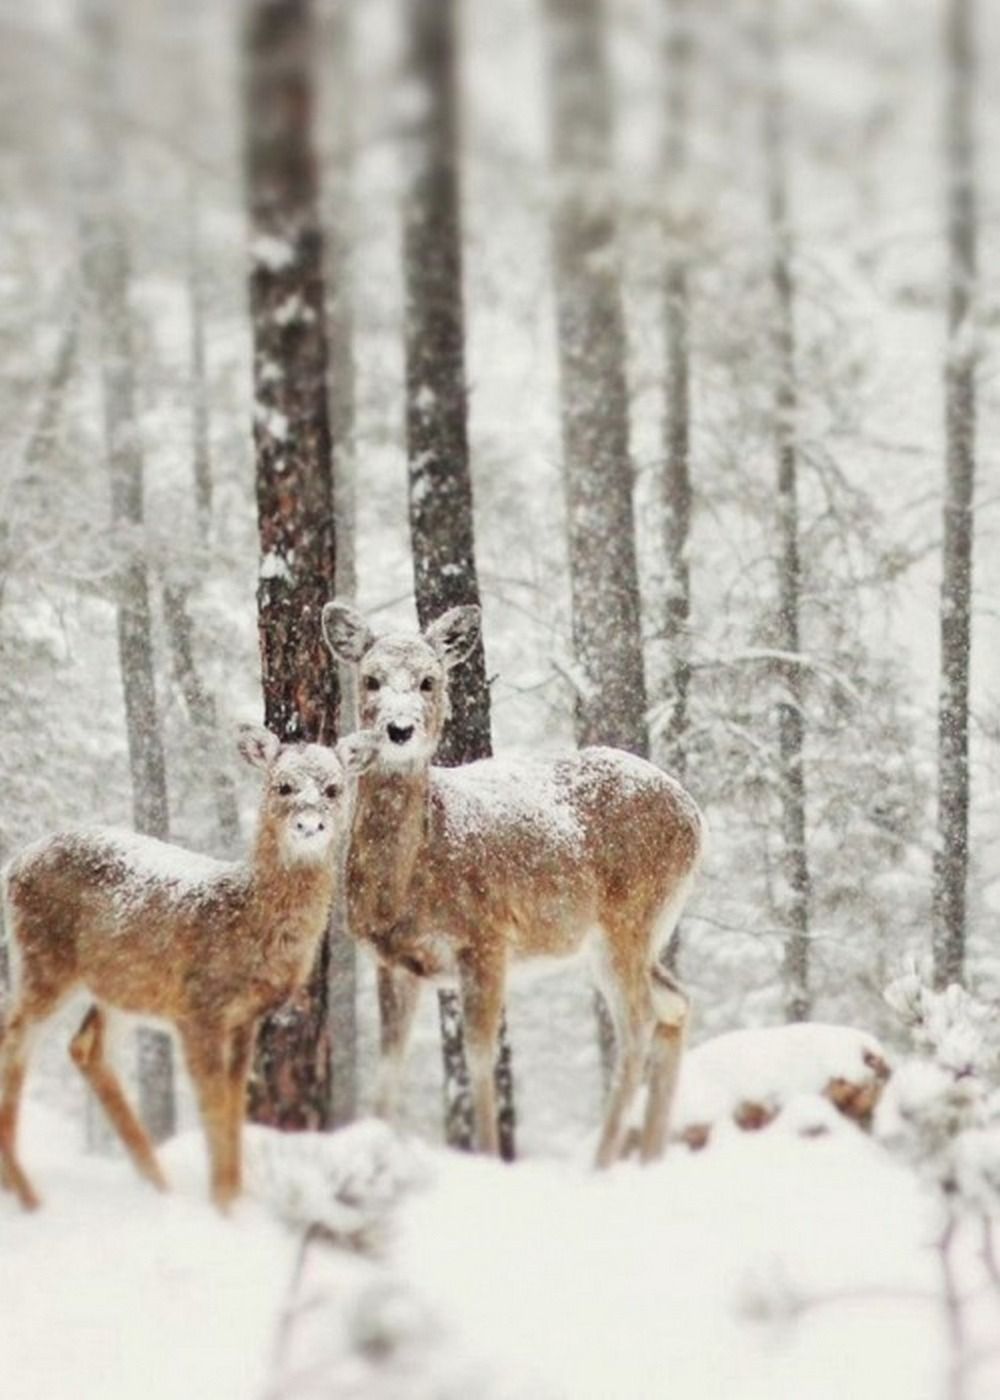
[760,0,811,1022]
[401,0,515,1159]
[321,0,359,1130]
[544,0,649,1077]
[660,0,693,783]
[933,0,977,989]
[0,296,79,614]
[244,0,340,1128]
[187,192,214,533]
[79,0,175,1142]
[544,0,650,757]
[162,585,241,851]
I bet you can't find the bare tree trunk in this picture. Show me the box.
[401,0,515,1159]
[187,179,213,532]
[79,0,175,1141]
[933,0,977,989]
[543,0,649,758]
[243,0,340,1128]
[543,0,649,1081]
[759,0,811,1022]
[0,297,79,614]
[658,0,695,976]
[162,585,241,850]
[661,0,693,783]
[321,0,359,1130]
[155,22,242,856]
[0,304,79,1002]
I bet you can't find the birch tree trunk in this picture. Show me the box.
[543,0,649,758]
[759,0,811,1022]
[243,0,340,1128]
[79,0,175,1141]
[933,0,977,989]
[400,0,515,1159]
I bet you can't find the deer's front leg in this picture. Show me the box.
[180,1022,236,1211]
[374,962,422,1121]
[223,1020,258,1202]
[457,949,505,1157]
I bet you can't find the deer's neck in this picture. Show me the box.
[248,825,336,954]
[347,765,430,942]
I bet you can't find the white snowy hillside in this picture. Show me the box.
[6,1077,1000,1400]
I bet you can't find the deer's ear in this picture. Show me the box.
[237,723,281,770]
[337,729,380,776]
[424,605,481,670]
[322,600,374,663]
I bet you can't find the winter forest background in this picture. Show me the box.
[2,0,1000,1397]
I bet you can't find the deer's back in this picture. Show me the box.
[4,829,248,1014]
[427,748,703,954]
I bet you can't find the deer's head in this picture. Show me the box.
[237,724,379,861]
[321,600,481,770]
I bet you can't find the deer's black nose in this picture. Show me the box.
[387,723,415,745]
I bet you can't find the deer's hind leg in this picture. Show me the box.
[0,1007,43,1207]
[640,964,689,1163]
[69,1004,168,1193]
[592,930,653,1170]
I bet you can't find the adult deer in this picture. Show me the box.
[0,724,377,1211]
[323,600,704,1166]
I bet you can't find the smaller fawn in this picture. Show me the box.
[0,723,377,1212]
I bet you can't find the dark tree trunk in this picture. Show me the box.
[759,0,811,1022]
[401,0,515,1160]
[543,0,649,758]
[243,0,340,1128]
[321,0,359,1130]
[933,0,977,989]
[79,0,175,1142]
[660,0,693,784]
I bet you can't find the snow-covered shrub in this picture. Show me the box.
[877,959,1000,1214]
[883,964,997,1076]
[245,1119,431,1250]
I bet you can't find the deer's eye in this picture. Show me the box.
[364,675,381,692]
[324,783,340,800]
[420,676,434,693]
[277,782,295,797]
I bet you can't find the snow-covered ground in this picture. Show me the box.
[6,1073,1000,1400]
